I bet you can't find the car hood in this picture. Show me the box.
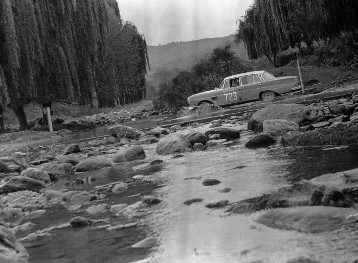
[188,90,217,99]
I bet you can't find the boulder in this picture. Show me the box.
[112,146,146,163]
[204,127,240,140]
[206,139,227,148]
[245,133,276,148]
[70,216,92,228]
[20,168,51,183]
[0,176,45,195]
[256,206,356,233]
[202,179,221,186]
[58,156,79,166]
[193,143,205,151]
[42,163,75,177]
[205,200,229,209]
[183,198,203,205]
[184,131,208,146]
[1,191,46,211]
[248,104,308,132]
[64,144,81,155]
[111,182,128,194]
[75,156,112,172]
[156,134,191,155]
[0,225,29,263]
[209,120,222,128]
[263,119,299,136]
[148,127,169,137]
[86,204,108,215]
[109,124,144,139]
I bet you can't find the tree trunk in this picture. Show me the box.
[0,106,4,132]
[13,105,28,130]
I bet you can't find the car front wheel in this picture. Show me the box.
[261,91,276,102]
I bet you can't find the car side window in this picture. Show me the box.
[253,74,261,83]
[246,75,255,84]
[240,76,248,85]
[230,78,240,87]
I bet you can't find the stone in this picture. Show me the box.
[263,119,299,136]
[312,121,330,129]
[112,182,128,194]
[209,134,221,140]
[44,190,64,204]
[202,179,221,186]
[148,127,169,137]
[204,127,240,140]
[206,139,227,148]
[329,104,346,115]
[183,198,203,205]
[322,188,353,207]
[205,200,229,208]
[110,204,128,213]
[0,208,24,226]
[0,225,29,263]
[156,134,191,155]
[135,136,158,145]
[75,156,112,172]
[209,120,222,128]
[150,159,164,166]
[62,191,91,205]
[248,104,308,132]
[232,203,251,214]
[219,188,232,193]
[29,158,50,166]
[70,216,92,228]
[104,136,117,144]
[86,204,108,215]
[0,176,45,195]
[58,156,80,166]
[255,206,356,233]
[1,191,46,211]
[309,189,324,206]
[193,143,205,150]
[42,163,75,177]
[113,146,146,163]
[184,131,209,146]
[64,144,81,155]
[20,168,51,183]
[109,124,144,139]
[245,133,276,149]
[142,196,162,205]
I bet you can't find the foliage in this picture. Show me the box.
[154,46,251,109]
[236,0,358,66]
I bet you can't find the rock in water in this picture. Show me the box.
[20,168,51,183]
[202,179,221,186]
[0,176,45,195]
[109,124,144,139]
[156,134,191,155]
[245,133,276,149]
[64,144,81,155]
[184,131,208,146]
[75,156,112,172]
[113,146,146,163]
[70,217,92,228]
[263,119,299,136]
[205,128,240,140]
[248,104,308,132]
[0,225,29,263]
[148,127,169,137]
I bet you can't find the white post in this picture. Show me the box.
[297,57,305,94]
[46,107,53,132]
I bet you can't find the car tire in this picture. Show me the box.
[261,91,276,102]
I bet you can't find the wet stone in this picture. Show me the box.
[183,198,203,205]
[150,159,164,166]
[142,196,162,205]
[205,200,229,209]
[219,188,232,193]
[64,144,81,155]
[202,179,221,186]
[70,216,92,228]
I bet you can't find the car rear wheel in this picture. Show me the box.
[261,91,276,102]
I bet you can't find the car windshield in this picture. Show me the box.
[260,72,276,81]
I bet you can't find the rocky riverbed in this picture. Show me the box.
[2,95,358,262]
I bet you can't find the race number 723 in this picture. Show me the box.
[224,92,238,101]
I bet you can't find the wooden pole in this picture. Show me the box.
[297,57,305,94]
[46,107,53,132]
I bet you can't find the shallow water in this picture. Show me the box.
[23,132,358,263]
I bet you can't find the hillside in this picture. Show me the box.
[147,35,248,73]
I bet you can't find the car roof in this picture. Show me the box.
[224,71,266,80]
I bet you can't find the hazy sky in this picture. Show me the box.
[116,0,254,45]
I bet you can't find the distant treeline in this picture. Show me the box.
[155,46,251,109]
[0,0,149,130]
[236,0,358,66]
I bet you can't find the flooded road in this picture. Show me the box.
[22,128,358,263]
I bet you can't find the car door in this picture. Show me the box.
[240,74,261,101]
[223,77,242,105]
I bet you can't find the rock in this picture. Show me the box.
[0,225,29,263]
[0,161,11,173]
[20,168,51,183]
[193,143,205,151]
[209,134,221,140]
[0,176,45,195]
[263,119,299,136]
[329,104,346,115]
[309,189,324,206]
[111,182,128,194]
[248,104,308,132]
[142,196,162,205]
[219,188,231,193]
[232,203,251,214]
[64,144,81,155]
[204,127,240,140]
[109,124,144,139]
[11,222,35,234]
[183,198,203,205]
[255,206,356,233]
[205,200,229,208]
[104,136,117,144]
[202,179,221,186]
[113,146,146,163]
[184,131,209,146]
[0,208,24,226]
[42,163,75,177]
[150,159,164,166]
[86,204,108,215]
[70,216,92,228]
[148,127,169,137]
[44,190,64,204]
[209,120,222,128]
[245,133,276,149]
[110,204,128,213]
[75,156,112,172]
[312,121,330,129]
[62,191,91,205]
[119,138,130,145]
[322,188,353,207]
[29,158,50,166]
[132,237,157,248]
[13,152,27,158]
[156,134,191,155]
[1,191,46,211]
[206,139,227,148]
[58,156,79,166]
[135,136,158,145]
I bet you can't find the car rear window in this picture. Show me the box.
[261,72,276,81]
